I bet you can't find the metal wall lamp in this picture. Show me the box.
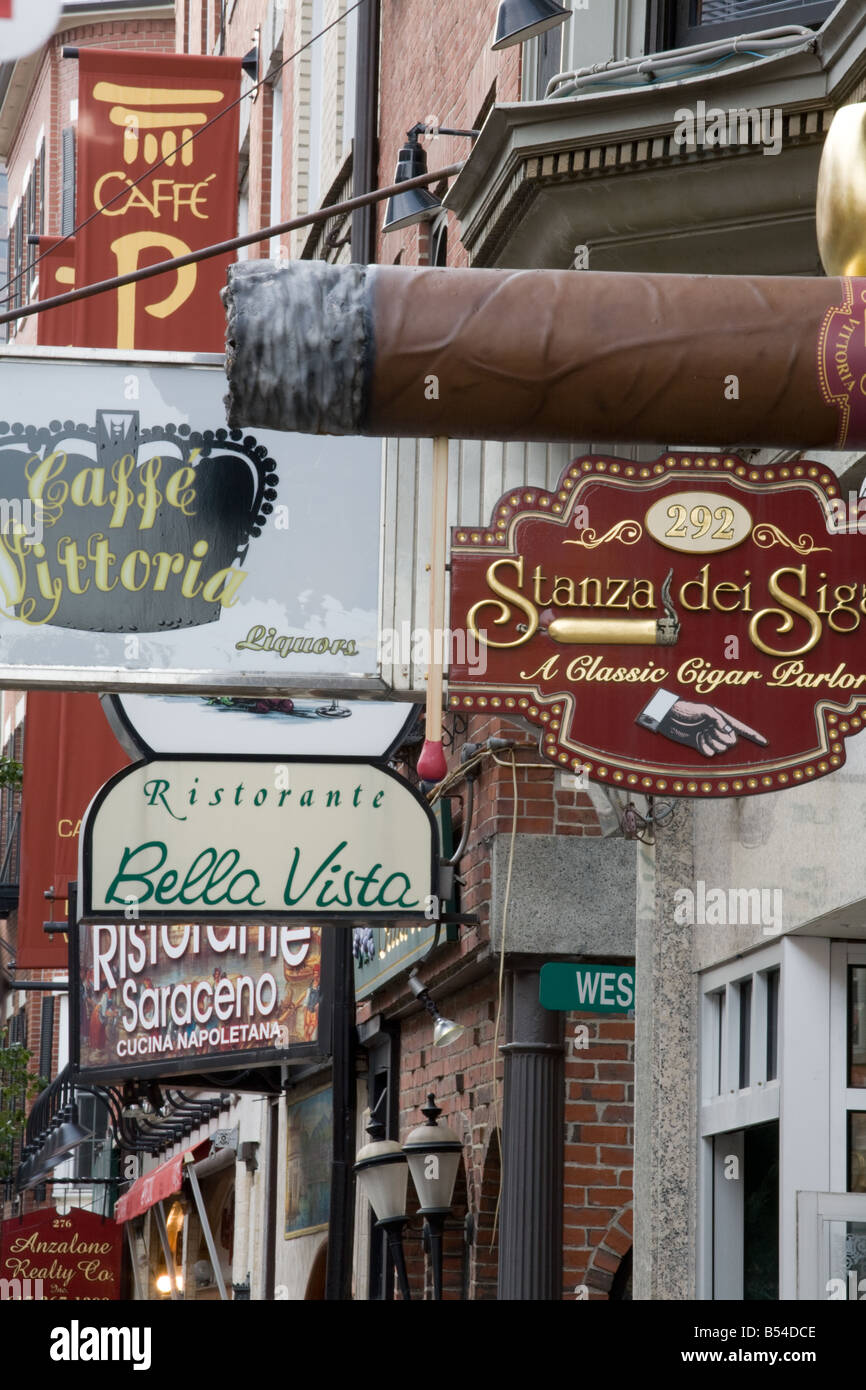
[492,0,571,51]
[383,123,480,233]
[408,970,465,1049]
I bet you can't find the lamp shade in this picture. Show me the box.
[354,1136,409,1222]
[402,1094,462,1215]
[433,1013,466,1048]
[382,138,441,233]
[22,1143,53,1189]
[492,0,571,51]
[42,1107,92,1170]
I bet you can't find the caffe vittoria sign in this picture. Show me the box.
[80,757,438,921]
[448,454,866,797]
[0,350,384,695]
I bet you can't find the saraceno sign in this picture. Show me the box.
[0,349,385,696]
[448,453,866,798]
[80,757,439,922]
[76,919,328,1081]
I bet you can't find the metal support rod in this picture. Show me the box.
[379,1218,412,1301]
[350,0,379,264]
[427,436,449,748]
[152,1200,182,1302]
[5,980,69,990]
[0,161,464,328]
[125,1220,145,1302]
[425,1214,446,1300]
[185,1159,229,1301]
[325,925,356,1300]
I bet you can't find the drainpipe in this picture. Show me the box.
[351,0,380,263]
[498,969,564,1299]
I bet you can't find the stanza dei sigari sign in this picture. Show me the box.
[80,757,439,921]
[448,454,866,797]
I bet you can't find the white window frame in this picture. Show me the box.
[697,940,782,1300]
[830,942,866,1191]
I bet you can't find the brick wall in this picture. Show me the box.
[376,0,521,267]
[564,1011,634,1299]
[392,974,502,1300]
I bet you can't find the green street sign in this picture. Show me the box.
[540,963,635,1013]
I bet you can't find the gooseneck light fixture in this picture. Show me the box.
[492,0,571,51]
[408,970,466,1049]
[402,1094,463,1300]
[382,123,480,234]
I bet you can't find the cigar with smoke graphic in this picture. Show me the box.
[223,261,866,449]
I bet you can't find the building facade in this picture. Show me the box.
[3,0,865,1304]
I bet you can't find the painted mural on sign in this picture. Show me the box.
[78,921,323,1079]
[284,1087,332,1240]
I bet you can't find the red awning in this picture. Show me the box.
[115,1146,201,1224]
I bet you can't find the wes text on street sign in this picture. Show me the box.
[0,351,384,696]
[540,963,635,1014]
[80,757,439,923]
[449,454,866,797]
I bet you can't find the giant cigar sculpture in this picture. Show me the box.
[223,260,866,450]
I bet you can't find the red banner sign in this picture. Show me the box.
[17,694,129,969]
[75,49,240,351]
[449,453,866,798]
[0,1206,122,1300]
[34,236,76,347]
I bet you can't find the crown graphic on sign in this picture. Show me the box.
[0,411,278,633]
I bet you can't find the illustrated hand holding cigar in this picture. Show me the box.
[636,693,768,758]
[534,566,768,758]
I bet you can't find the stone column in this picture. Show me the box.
[633,800,698,1299]
[498,968,564,1300]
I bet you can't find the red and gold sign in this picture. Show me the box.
[34,235,75,347]
[0,1207,122,1300]
[75,49,240,351]
[448,453,866,798]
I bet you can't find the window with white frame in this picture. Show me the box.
[699,944,782,1300]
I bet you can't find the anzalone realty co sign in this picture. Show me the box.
[448,454,866,798]
[80,757,439,922]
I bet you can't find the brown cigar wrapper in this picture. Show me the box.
[224,261,865,448]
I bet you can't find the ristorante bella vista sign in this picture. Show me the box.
[80,758,438,921]
[448,454,866,798]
